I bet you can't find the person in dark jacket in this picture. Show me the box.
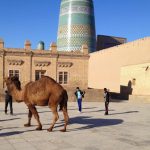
[104,88,110,115]
[5,90,13,115]
[74,87,85,113]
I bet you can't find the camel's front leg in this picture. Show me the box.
[28,105,42,130]
[24,109,32,127]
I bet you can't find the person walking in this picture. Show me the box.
[74,87,85,113]
[104,88,110,115]
[4,90,13,115]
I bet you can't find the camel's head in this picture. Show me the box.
[4,76,23,102]
[5,76,21,90]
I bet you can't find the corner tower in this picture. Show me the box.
[57,0,96,52]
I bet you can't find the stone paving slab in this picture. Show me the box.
[0,101,150,150]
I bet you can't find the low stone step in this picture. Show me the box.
[129,95,150,102]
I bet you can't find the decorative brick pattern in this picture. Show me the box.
[57,25,95,51]
[58,25,94,36]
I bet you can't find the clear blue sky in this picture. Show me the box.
[0,0,150,49]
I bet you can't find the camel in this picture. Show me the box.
[5,76,69,132]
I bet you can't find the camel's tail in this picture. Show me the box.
[59,89,68,111]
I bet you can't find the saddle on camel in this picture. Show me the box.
[5,76,69,132]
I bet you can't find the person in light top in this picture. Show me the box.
[74,87,85,113]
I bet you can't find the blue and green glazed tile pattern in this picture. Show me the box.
[57,0,96,52]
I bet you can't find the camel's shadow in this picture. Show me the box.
[67,116,123,131]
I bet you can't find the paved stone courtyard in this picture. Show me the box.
[0,101,150,150]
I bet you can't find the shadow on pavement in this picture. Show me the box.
[81,109,115,113]
[0,118,21,122]
[108,111,139,115]
[0,131,23,137]
[0,128,37,137]
[68,107,97,111]
[68,116,123,131]
[0,127,19,132]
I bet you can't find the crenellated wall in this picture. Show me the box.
[0,43,89,93]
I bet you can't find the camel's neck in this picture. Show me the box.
[11,87,24,102]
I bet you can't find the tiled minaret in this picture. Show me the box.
[57,0,96,52]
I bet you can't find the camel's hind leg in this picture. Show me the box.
[60,107,69,132]
[28,104,42,130]
[47,105,59,132]
[24,109,32,127]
